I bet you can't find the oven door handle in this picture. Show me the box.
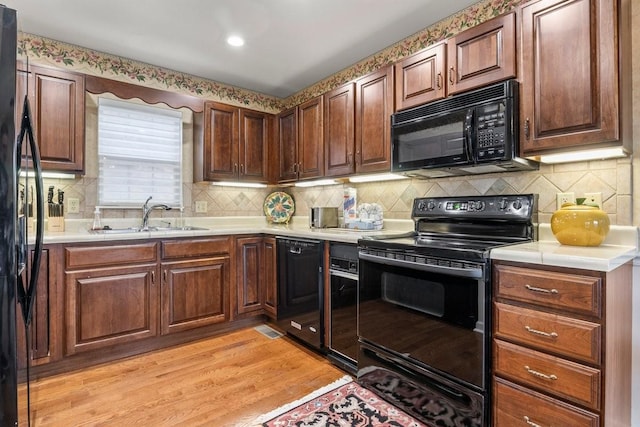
[359,252,483,279]
[329,269,359,281]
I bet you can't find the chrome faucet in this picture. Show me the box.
[141,196,171,230]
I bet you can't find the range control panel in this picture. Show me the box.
[412,194,537,221]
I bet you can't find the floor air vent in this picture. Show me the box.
[254,324,283,339]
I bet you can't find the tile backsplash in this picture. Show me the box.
[47,154,631,226]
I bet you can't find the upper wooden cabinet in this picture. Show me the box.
[17,64,85,173]
[395,13,516,111]
[195,101,270,183]
[519,0,626,156]
[324,83,355,177]
[395,43,447,110]
[447,12,516,96]
[355,66,394,174]
[325,67,394,176]
[276,96,324,183]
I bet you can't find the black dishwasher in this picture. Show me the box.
[275,237,324,350]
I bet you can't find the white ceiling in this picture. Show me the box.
[4,0,479,98]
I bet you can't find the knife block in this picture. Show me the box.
[48,215,65,232]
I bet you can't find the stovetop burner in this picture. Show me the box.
[360,194,537,260]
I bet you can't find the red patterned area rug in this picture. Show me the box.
[253,375,426,427]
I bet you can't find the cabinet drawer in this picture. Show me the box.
[161,237,231,259]
[65,242,158,269]
[494,339,600,410]
[494,378,599,427]
[494,302,601,364]
[494,264,601,317]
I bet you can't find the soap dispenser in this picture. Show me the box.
[92,207,102,230]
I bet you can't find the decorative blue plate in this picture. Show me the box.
[263,191,295,223]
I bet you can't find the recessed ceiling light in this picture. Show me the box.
[226,35,245,47]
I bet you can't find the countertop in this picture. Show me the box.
[40,217,639,272]
[490,224,639,272]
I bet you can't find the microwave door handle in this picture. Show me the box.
[464,108,475,162]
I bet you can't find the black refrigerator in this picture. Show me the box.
[0,5,44,426]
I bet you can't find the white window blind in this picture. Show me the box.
[98,98,183,207]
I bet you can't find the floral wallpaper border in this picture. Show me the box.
[17,0,525,113]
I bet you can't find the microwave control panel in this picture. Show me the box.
[476,101,508,161]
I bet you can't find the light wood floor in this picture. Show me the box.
[18,326,346,426]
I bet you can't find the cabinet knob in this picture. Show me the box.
[524,118,530,140]
[524,365,557,381]
[240,164,244,175]
[525,325,558,339]
[448,67,455,85]
[436,72,443,89]
[523,416,542,427]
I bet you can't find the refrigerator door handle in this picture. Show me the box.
[15,94,44,327]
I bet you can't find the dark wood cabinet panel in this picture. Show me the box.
[196,101,269,182]
[394,42,446,111]
[355,66,393,173]
[262,237,277,319]
[64,264,158,355]
[324,83,355,177]
[520,0,619,154]
[201,101,239,180]
[447,12,516,95]
[16,64,85,173]
[17,248,54,368]
[161,256,230,334]
[276,96,324,183]
[239,109,269,180]
[236,237,263,315]
[276,106,298,182]
[298,96,324,180]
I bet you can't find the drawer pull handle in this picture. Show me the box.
[523,416,542,427]
[525,365,557,381]
[525,325,558,339]
[525,284,559,295]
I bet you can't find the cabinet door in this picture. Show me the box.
[355,66,393,173]
[298,95,324,180]
[236,237,263,315]
[324,83,355,177]
[64,264,158,355]
[394,42,446,111]
[277,107,299,183]
[17,65,85,173]
[16,248,53,368]
[203,101,239,180]
[161,256,230,334]
[520,0,618,154]
[262,237,277,318]
[447,12,516,95]
[239,109,269,182]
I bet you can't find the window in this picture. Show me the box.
[97,98,183,207]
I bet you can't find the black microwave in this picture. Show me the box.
[391,79,537,177]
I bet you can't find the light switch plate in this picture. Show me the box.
[195,200,208,213]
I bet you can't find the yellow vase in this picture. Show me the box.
[551,204,610,246]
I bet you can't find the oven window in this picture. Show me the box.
[359,257,485,388]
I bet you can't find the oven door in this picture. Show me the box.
[358,250,487,389]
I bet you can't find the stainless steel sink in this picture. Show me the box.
[90,225,208,234]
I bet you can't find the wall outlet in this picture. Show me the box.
[67,198,80,214]
[556,192,575,209]
[195,200,208,213]
[584,192,603,208]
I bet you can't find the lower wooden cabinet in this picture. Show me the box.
[161,256,230,334]
[160,237,232,334]
[235,236,277,319]
[492,261,632,426]
[16,247,56,368]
